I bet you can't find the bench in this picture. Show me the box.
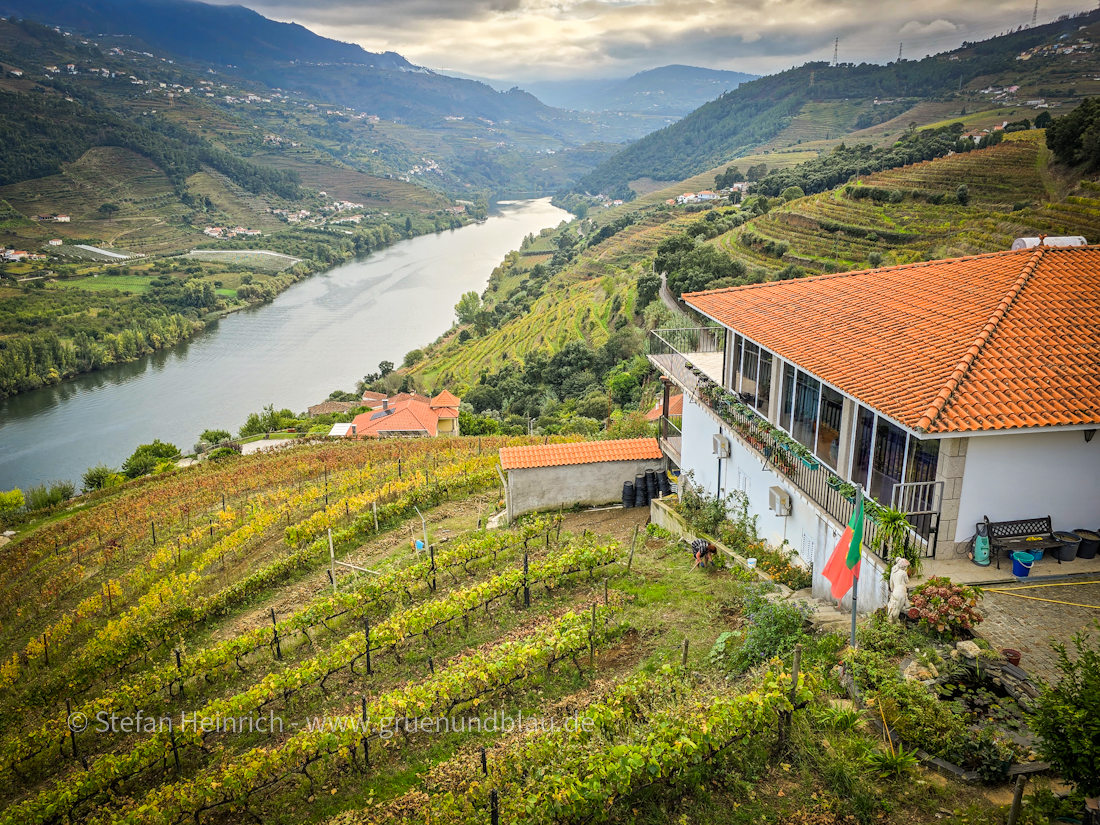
[982,515,1063,570]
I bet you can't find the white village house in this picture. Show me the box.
[648,244,1100,612]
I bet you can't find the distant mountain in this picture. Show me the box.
[571,9,1100,198]
[521,66,758,116]
[0,0,413,69]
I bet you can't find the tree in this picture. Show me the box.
[635,271,661,309]
[781,186,805,202]
[403,349,424,368]
[98,203,120,221]
[82,464,118,491]
[868,251,884,268]
[955,183,970,206]
[199,429,231,445]
[122,440,180,478]
[455,291,481,325]
[404,216,413,234]
[745,163,768,182]
[1047,98,1100,170]
[464,384,502,413]
[0,488,24,525]
[1035,111,1052,129]
[378,361,394,377]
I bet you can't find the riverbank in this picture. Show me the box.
[0,199,570,489]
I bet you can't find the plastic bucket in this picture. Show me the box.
[1073,529,1099,559]
[747,558,757,569]
[1011,552,1035,577]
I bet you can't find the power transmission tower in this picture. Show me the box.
[809,69,815,88]
[898,42,903,63]
[833,38,839,67]
[1032,0,1038,27]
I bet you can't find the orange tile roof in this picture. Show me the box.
[645,394,684,421]
[430,389,461,408]
[352,397,442,437]
[500,438,662,470]
[684,246,1100,434]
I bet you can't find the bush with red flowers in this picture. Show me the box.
[908,576,984,639]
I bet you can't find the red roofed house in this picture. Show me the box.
[349,390,461,438]
[649,243,1100,611]
[499,438,665,522]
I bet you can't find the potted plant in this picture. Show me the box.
[827,474,843,491]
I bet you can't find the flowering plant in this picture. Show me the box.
[908,576,983,638]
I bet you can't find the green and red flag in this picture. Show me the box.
[823,494,864,599]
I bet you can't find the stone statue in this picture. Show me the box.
[886,558,911,623]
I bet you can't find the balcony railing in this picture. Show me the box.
[659,415,682,463]
[648,327,727,394]
[649,329,938,560]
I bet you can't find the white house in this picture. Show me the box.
[648,244,1100,612]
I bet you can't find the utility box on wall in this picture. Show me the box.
[768,486,792,516]
[712,433,731,458]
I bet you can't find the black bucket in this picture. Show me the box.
[622,482,635,508]
[634,474,649,506]
[657,472,672,497]
[1073,529,1099,559]
[1053,530,1081,562]
[645,469,658,498]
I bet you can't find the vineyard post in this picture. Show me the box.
[105,582,112,615]
[681,638,689,667]
[175,537,180,564]
[271,609,281,660]
[222,493,225,512]
[328,529,337,594]
[43,633,48,667]
[361,697,369,769]
[627,525,638,572]
[523,553,530,608]
[778,642,802,751]
[151,521,156,546]
[372,500,379,531]
[428,655,434,674]
[398,458,402,479]
[169,724,180,774]
[364,617,372,675]
[175,649,184,695]
[430,544,437,592]
[490,789,499,825]
[66,698,78,761]
[603,578,608,606]
[589,602,596,667]
[480,745,488,776]
[557,506,563,541]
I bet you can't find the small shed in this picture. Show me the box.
[499,438,665,523]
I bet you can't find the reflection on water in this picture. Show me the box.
[0,199,569,489]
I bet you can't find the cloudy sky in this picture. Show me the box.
[212,0,1090,81]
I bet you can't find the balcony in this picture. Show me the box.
[647,327,726,396]
[647,328,940,561]
[658,415,682,466]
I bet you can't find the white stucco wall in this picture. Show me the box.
[955,431,1100,541]
[505,457,665,522]
[680,396,888,613]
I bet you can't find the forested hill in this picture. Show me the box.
[571,8,1100,198]
[0,0,413,70]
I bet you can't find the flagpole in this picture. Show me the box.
[850,484,863,648]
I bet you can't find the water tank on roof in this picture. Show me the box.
[1011,236,1087,250]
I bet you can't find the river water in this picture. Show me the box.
[0,198,569,490]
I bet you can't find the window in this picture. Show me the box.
[780,363,795,431]
[741,341,759,406]
[757,351,773,416]
[870,417,909,505]
[736,468,749,494]
[800,530,815,563]
[730,334,743,392]
[850,406,875,490]
[816,385,843,470]
[791,370,820,451]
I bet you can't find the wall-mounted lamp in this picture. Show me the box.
[1086,429,1097,443]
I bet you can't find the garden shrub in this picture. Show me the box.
[856,612,914,657]
[1030,622,1100,795]
[751,543,812,590]
[725,598,811,673]
[908,576,983,639]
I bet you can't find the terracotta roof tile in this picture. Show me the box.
[499,438,662,470]
[645,394,684,421]
[683,246,1100,434]
[430,389,461,408]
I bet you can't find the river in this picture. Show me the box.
[0,198,569,490]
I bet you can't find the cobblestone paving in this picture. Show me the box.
[976,575,1100,684]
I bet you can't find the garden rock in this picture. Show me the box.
[956,640,981,659]
[901,660,936,682]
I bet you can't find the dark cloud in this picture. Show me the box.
[206,0,1086,80]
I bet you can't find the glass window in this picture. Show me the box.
[870,418,908,505]
[791,371,821,450]
[779,362,796,431]
[730,334,743,392]
[906,437,940,484]
[741,342,759,406]
[816,385,843,470]
[850,406,875,490]
[757,351,773,416]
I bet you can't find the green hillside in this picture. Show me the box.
[571,8,1100,199]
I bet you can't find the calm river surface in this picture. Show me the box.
[0,198,569,489]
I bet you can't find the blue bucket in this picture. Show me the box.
[1011,552,1035,577]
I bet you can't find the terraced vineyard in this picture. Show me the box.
[713,131,1100,274]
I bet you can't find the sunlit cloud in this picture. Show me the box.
[207,0,1088,80]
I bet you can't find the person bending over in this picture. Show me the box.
[690,538,717,571]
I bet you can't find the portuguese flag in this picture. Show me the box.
[823,494,864,599]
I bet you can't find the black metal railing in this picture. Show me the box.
[649,326,939,561]
[659,415,683,460]
[647,327,726,394]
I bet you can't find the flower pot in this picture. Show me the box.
[1073,529,1099,559]
[827,478,842,491]
[799,455,819,470]
[1002,648,1022,666]
[1053,530,1081,562]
